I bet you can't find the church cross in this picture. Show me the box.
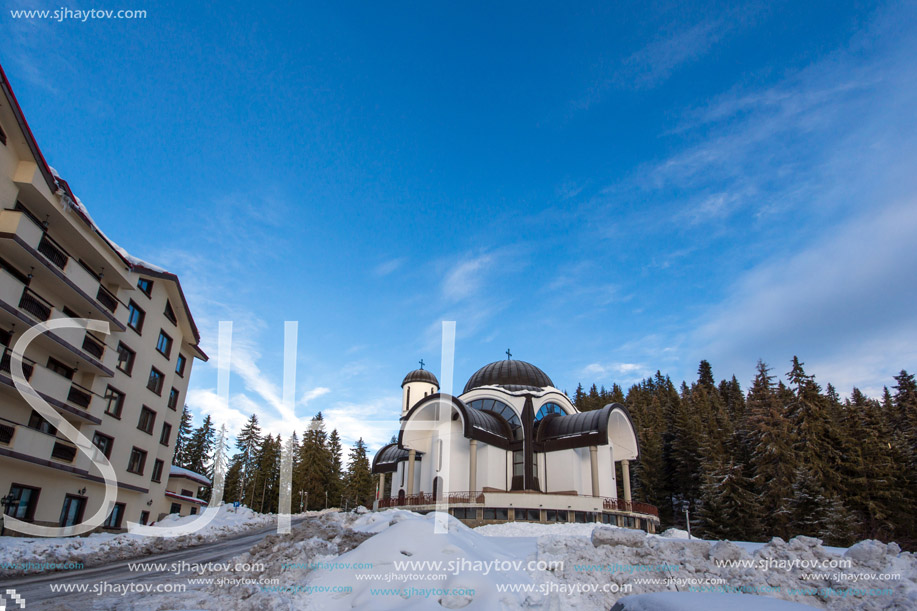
[506,349,512,360]
[419,358,425,370]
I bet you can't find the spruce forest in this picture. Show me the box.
[171,411,377,514]
[572,358,917,550]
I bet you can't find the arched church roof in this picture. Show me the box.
[463,359,554,393]
[402,368,439,387]
[372,442,423,474]
[536,402,640,454]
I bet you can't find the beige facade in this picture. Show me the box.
[0,65,206,533]
[158,465,210,521]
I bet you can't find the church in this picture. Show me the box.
[371,355,660,532]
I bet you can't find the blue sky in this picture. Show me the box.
[3,1,916,449]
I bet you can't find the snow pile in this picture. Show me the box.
[474,520,604,538]
[0,504,282,577]
[611,591,819,610]
[190,510,914,610]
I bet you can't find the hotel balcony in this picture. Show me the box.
[0,208,127,332]
[0,415,101,477]
[0,345,102,425]
[375,490,660,533]
[0,267,115,377]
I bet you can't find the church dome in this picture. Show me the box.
[463,359,554,393]
[402,368,439,388]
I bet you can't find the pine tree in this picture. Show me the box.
[744,361,795,539]
[293,413,333,510]
[235,414,262,504]
[172,405,194,467]
[343,438,374,508]
[185,415,215,483]
[327,429,344,505]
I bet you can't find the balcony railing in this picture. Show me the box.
[51,441,77,462]
[378,491,659,518]
[67,385,93,409]
[602,498,659,517]
[96,286,118,313]
[19,288,53,321]
[37,234,68,270]
[378,491,485,508]
[0,346,35,380]
[0,422,13,444]
[81,334,105,359]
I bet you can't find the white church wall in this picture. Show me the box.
[476,443,508,491]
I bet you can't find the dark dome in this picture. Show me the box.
[463,360,554,393]
[401,368,439,388]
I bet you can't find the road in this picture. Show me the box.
[4,519,305,610]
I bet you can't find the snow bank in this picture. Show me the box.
[0,504,282,577]
[474,520,603,538]
[611,591,819,610]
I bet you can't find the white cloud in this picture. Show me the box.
[441,254,494,302]
[580,362,651,385]
[691,200,917,396]
[374,257,406,276]
[300,386,331,405]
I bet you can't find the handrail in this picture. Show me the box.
[378,490,659,517]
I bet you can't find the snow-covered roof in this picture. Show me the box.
[165,491,208,506]
[169,465,212,486]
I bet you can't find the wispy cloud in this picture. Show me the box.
[441,254,494,302]
[580,362,652,386]
[691,199,917,397]
[374,257,406,277]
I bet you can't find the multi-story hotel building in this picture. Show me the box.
[0,64,207,531]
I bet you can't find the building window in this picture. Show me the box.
[127,447,147,474]
[4,484,40,520]
[139,510,150,525]
[159,422,172,446]
[180,488,193,497]
[169,502,181,515]
[92,431,114,458]
[147,368,164,395]
[104,386,125,418]
[0,423,13,444]
[151,458,164,482]
[28,410,57,436]
[175,354,186,377]
[47,357,75,379]
[137,278,153,297]
[164,301,177,325]
[127,301,145,333]
[167,388,179,410]
[512,451,523,478]
[59,494,86,527]
[138,406,156,434]
[156,330,172,358]
[0,123,6,146]
[116,342,136,375]
[103,502,125,528]
[190,506,198,515]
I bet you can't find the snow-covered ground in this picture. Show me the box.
[5,509,915,609]
[96,508,915,610]
[0,505,319,577]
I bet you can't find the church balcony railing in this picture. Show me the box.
[378,491,658,518]
[602,498,659,517]
[378,491,484,509]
